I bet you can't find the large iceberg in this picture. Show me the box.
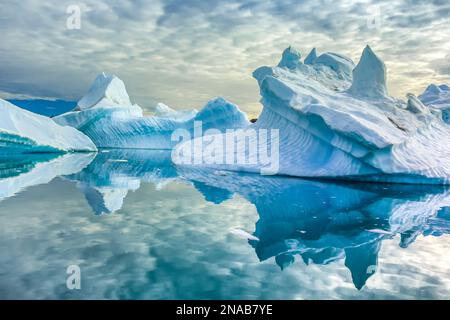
[174,46,450,184]
[419,84,450,123]
[0,98,97,154]
[54,73,249,149]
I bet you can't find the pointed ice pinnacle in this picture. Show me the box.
[304,48,317,65]
[348,45,388,98]
[77,72,132,110]
[278,46,302,69]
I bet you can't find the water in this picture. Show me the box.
[0,150,449,299]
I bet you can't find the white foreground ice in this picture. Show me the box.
[0,98,97,154]
[55,73,249,149]
[175,46,450,184]
[419,84,450,123]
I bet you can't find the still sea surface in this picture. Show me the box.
[0,149,449,299]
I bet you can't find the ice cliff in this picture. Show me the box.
[175,46,450,184]
[55,73,249,149]
[419,84,450,123]
[0,98,97,154]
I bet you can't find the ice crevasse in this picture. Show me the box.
[0,98,97,154]
[175,46,450,184]
[54,73,249,149]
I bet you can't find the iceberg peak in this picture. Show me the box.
[278,46,302,69]
[77,73,132,110]
[348,45,388,98]
[154,102,198,121]
[154,103,177,117]
[304,48,318,65]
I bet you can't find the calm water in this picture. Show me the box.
[0,150,449,299]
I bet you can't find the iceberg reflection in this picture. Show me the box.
[180,168,450,289]
[0,153,95,202]
[0,149,448,290]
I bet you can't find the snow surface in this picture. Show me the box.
[76,73,132,110]
[55,74,249,149]
[419,84,450,123]
[154,102,198,121]
[174,46,450,184]
[0,98,97,153]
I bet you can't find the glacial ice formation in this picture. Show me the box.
[154,102,198,121]
[55,74,249,149]
[419,84,450,123]
[175,46,450,184]
[76,73,133,110]
[0,98,97,154]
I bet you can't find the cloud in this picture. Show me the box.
[429,54,450,75]
[0,0,449,115]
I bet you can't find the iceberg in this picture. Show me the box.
[154,102,198,121]
[174,46,450,184]
[55,73,249,149]
[0,99,97,154]
[419,84,450,123]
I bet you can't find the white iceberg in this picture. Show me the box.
[76,72,133,110]
[175,46,450,184]
[0,98,97,154]
[154,102,198,121]
[419,84,450,123]
[55,74,249,149]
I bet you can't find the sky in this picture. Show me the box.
[0,0,449,117]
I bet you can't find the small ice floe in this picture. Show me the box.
[214,170,231,176]
[366,229,394,236]
[229,228,259,241]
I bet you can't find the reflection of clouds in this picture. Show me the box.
[0,151,449,298]
[0,175,449,299]
[1,0,449,115]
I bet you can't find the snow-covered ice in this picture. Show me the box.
[55,74,249,149]
[419,84,450,123]
[175,46,450,184]
[0,98,97,154]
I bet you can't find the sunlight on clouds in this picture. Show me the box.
[0,0,449,115]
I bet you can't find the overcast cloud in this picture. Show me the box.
[0,0,449,116]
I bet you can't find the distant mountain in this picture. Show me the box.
[7,99,76,117]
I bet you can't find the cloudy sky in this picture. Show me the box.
[1,0,449,117]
